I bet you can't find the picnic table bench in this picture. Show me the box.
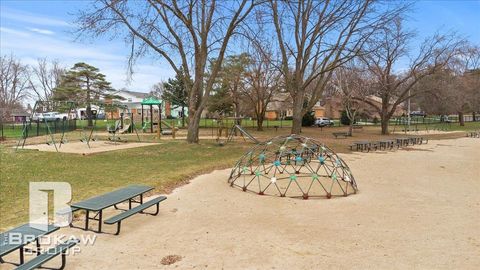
[332,132,349,139]
[0,223,78,269]
[69,185,166,234]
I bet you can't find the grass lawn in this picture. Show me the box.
[0,141,250,230]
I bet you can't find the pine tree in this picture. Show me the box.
[54,62,117,126]
[161,71,188,127]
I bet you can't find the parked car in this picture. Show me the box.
[410,111,426,117]
[32,112,68,121]
[440,115,452,123]
[315,117,334,127]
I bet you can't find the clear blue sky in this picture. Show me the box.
[1,0,479,94]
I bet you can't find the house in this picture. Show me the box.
[316,95,406,119]
[265,93,293,120]
[106,89,187,120]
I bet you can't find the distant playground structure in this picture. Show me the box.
[215,117,259,145]
[14,100,150,153]
[140,97,177,138]
[228,134,357,199]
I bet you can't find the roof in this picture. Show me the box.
[141,97,162,105]
[115,89,149,99]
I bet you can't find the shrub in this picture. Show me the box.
[340,111,351,126]
[302,111,315,126]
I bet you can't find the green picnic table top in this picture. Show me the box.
[0,224,59,257]
[71,185,153,211]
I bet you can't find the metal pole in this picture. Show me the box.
[150,104,153,133]
[407,89,411,130]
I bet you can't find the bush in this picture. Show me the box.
[302,111,315,126]
[340,111,351,126]
[373,116,379,124]
[284,116,293,120]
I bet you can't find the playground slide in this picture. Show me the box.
[234,125,259,143]
[160,120,172,129]
[119,124,131,134]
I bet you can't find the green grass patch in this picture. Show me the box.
[0,141,249,229]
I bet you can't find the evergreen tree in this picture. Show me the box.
[54,62,117,126]
[160,71,189,127]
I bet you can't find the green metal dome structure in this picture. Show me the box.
[228,134,358,199]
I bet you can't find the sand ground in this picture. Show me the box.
[2,138,479,269]
[19,141,161,154]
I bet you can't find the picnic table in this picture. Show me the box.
[71,185,153,233]
[351,141,371,152]
[395,137,410,147]
[0,224,59,264]
[378,139,396,150]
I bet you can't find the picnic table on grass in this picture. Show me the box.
[0,224,59,265]
[70,185,154,233]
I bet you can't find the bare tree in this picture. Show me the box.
[76,0,257,143]
[267,0,407,134]
[241,45,279,131]
[0,55,30,120]
[358,17,463,134]
[329,64,370,135]
[29,58,65,103]
[438,44,480,125]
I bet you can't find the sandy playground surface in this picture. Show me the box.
[19,141,160,155]
[3,138,479,269]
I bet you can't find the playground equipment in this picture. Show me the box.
[141,97,162,134]
[108,104,141,142]
[16,101,77,152]
[78,103,105,148]
[215,116,259,145]
[228,134,358,199]
[227,125,259,144]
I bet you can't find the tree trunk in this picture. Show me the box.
[290,96,303,134]
[380,116,389,135]
[257,115,264,131]
[473,111,476,122]
[86,104,93,127]
[458,111,465,126]
[349,123,353,136]
[181,106,185,128]
[186,109,202,143]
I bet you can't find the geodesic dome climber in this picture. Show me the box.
[228,135,358,199]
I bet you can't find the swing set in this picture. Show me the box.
[16,101,77,152]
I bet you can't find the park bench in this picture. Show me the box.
[352,125,363,131]
[332,132,349,139]
[104,196,167,235]
[14,239,79,270]
[69,185,165,234]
